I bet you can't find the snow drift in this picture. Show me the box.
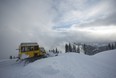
[0,50,116,78]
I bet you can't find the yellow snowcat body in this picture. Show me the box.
[18,43,46,59]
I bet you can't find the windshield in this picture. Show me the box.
[21,46,39,52]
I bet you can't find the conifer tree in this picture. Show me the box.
[77,47,80,53]
[115,42,116,49]
[83,44,86,54]
[9,56,12,59]
[73,44,76,52]
[53,49,55,53]
[55,48,59,56]
[76,45,80,53]
[111,43,114,49]
[65,44,68,52]
[69,43,72,52]
[83,44,86,51]
[56,48,58,53]
[108,43,112,50]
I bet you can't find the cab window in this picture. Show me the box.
[21,46,28,52]
[34,46,39,50]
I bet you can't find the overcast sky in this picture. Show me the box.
[0,0,116,59]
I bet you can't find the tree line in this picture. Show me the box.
[108,42,116,50]
[65,42,116,55]
[65,43,80,53]
[49,48,59,53]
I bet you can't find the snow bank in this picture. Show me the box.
[0,59,10,63]
[22,50,116,78]
[0,50,116,78]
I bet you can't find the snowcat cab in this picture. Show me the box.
[17,42,46,61]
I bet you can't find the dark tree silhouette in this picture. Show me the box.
[83,44,86,54]
[65,44,68,52]
[108,43,112,50]
[56,48,58,53]
[9,56,12,59]
[53,49,55,53]
[72,45,76,52]
[115,42,116,49]
[69,43,72,52]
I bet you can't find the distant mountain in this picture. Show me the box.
[65,42,116,55]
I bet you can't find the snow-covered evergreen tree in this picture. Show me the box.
[69,43,72,52]
[65,44,68,53]
[72,44,76,52]
[76,46,80,53]
[9,56,12,59]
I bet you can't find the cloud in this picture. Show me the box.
[53,0,116,28]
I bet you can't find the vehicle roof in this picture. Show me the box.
[20,42,38,46]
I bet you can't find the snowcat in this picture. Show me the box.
[17,42,46,64]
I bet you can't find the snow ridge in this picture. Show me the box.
[0,50,116,78]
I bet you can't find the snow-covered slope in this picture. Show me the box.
[0,50,116,78]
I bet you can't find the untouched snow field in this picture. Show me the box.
[0,50,116,78]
